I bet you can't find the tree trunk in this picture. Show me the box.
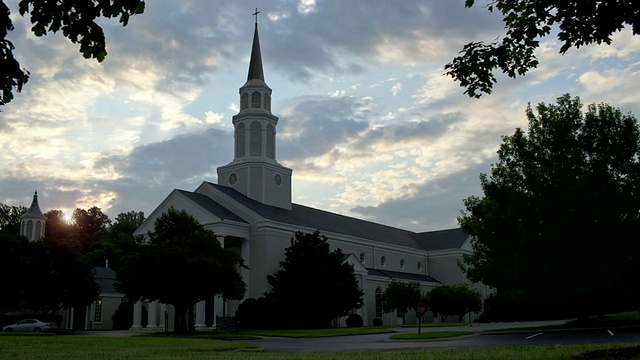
[173,304,187,334]
[187,303,195,334]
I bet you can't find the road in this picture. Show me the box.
[243,321,640,353]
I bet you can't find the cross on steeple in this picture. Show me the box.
[253,8,260,26]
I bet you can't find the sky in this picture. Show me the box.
[2,0,640,232]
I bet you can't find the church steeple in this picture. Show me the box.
[20,190,46,241]
[216,10,293,210]
[247,22,264,82]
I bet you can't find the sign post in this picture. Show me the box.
[417,302,426,335]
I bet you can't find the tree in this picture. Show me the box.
[380,280,421,324]
[0,233,98,316]
[84,210,144,270]
[425,284,482,322]
[459,94,640,317]
[265,230,364,328]
[116,207,246,333]
[0,202,26,235]
[1,0,145,107]
[445,1,640,98]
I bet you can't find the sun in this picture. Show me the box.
[63,213,73,224]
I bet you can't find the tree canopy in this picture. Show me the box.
[425,284,482,322]
[265,230,364,328]
[380,281,421,324]
[459,94,640,317]
[446,1,640,98]
[116,207,246,333]
[1,0,144,107]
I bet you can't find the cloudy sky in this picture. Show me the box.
[2,0,640,232]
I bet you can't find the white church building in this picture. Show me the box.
[131,20,484,329]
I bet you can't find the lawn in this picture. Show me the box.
[1,334,639,360]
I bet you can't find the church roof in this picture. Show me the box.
[21,191,45,220]
[94,266,118,294]
[410,228,470,251]
[247,23,264,82]
[204,182,468,252]
[177,190,248,223]
[367,268,441,284]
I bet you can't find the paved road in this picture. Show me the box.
[244,321,640,353]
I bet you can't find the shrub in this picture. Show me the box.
[345,313,363,327]
[373,317,383,326]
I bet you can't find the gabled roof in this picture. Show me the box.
[94,266,118,294]
[204,182,468,252]
[367,268,440,284]
[176,190,247,223]
[410,228,470,251]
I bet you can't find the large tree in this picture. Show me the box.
[265,230,364,328]
[116,207,246,333]
[459,94,640,317]
[446,1,640,98]
[1,0,144,107]
[380,280,421,324]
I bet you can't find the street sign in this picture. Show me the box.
[417,302,426,318]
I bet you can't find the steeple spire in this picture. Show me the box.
[247,8,264,82]
[20,190,46,241]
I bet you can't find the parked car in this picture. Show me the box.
[2,319,58,332]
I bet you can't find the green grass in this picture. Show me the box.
[1,335,639,360]
[237,325,396,338]
[389,331,475,340]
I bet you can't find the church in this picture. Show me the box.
[130,20,484,329]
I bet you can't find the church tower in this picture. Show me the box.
[217,16,293,210]
[20,190,46,241]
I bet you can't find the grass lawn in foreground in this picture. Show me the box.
[389,331,475,340]
[1,334,640,360]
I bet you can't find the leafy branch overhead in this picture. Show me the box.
[0,0,145,106]
[446,0,640,98]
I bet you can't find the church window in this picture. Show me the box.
[21,221,25,236]
[94,298,103,323]
[251,91,261,108]
[26,220,33,239]
[359,252,366,265]
[250,121,262,156]
[266,124,275,159]
[380,256,387,267]
[241,93,249,110]
[236,123,246,158]
[35,221,42,239]
[417,262,423,272]
[264,93,271,111]
[375,287,383,318]
[400,259,405,270]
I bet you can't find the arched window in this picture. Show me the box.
[266,124,275,159]
[400,259,405,270]
[251,91,261,108]
[264,93,271,111]
[236,123,246,158]
[241,92,249,110]
[26,220,33,239]
[417,262,423,272]
[381,256,387,267]
[375,287,383,318]
[35,221,42,239]
[250,121,262,156]
[359,252,366,265]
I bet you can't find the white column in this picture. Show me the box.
[131,301,143,330]
[195,300,207,330]
[159,303,168,331]
[147,300,158,330]
[84,305,91,329]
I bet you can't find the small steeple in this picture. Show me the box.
[247,8,264,82]
[20,190,46,240]
[24,190,45,219]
